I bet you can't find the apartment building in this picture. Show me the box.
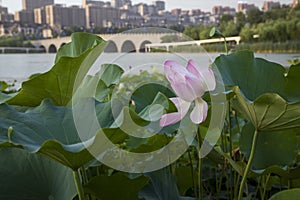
[262,1,280,11]
[22,0,54,11]
[85,4,122,28]
[45,4,86,28]
[14,10,34,26]
[0,6,14,24]
[212,5,236,16]
[238,2,257,13]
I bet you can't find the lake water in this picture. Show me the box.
[0,52,299,86]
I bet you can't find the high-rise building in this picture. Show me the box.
[171,8,181,16]
[68,5,86,27]
[0,24,5,36]
[153,1,165,11]
[238,1,257,13]
[22,0,54,11]
[14,10,35,26]
[82,0,105,8]
[45,4,86,27]
[189,9,202,16]
[262,1,280,11]
[0,6,14,24]
[137,3,148,16]
[34,7,46,25]
[111,0,131,8]
[85,4,122,28]
[0,6,8,16]
[148,5,157,15]
[212,6,236,16]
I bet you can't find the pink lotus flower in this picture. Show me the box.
[160,60,216,127]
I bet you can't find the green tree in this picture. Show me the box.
[247,8,263,25]
[222,22,238,37]
[240,24,254,42]
[168,24,184,32]
[199,26,213,39]
[256,22,275,42]
[183,26,201,40]
[219,14,235,36]
[235,12,246,32]
[273,20,288,42]
[263,6,289,21]
[0,35,25,47]
[220,14,234,24]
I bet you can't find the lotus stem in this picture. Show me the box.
[80,166,88,184]
[198,156,203,200]
[73,170,85,200]
[197,128,203,200]
[262,174,271,199]
[7,126,13,143]
[238,129,259,200]
[188,149,197,197]
[228,102,234,200]
[223,37,228,54]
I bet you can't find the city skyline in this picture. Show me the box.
[2,0,294,13]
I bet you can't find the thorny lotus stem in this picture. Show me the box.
[73,170,85,200]
[238,129,259,200]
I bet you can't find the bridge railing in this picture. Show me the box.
[0,47,45,54]
[145,36,241,52]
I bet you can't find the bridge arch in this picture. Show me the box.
[104,41,118,53]
[39,45,46,53]
[31,33,184,54]
[139,40,152,53]
[121,40,136,53]
[60,43,66,48]
[49,44,57,53]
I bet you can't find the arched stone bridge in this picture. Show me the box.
[31,33,179,53]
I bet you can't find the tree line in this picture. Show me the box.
[179,4,300,43]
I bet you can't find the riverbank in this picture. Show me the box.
[152,41,300,53]
[235,41,300,53]
[0,49,45,54]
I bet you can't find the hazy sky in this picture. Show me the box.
[2,0,293,13]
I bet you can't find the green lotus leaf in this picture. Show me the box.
[0,81,9,91]
[0,94,182,171]
[0,99,119,170]
[84,173,149,200]
[268,189,300,200]
[129,134,173,153]
[0,92,14,104]
[138,92,177,121]
[213,50,286,101]
[98,64,125,87]
[112,91,178,139]
[215,146,299,179]
[175,167,198,195]
[131,83,175,113]
[240,123,298,170]
[0,80,185,171]
[139,168,196,200]
[0,148,76,200]
[232,87,300,131]
[251,165,300,180]
[7,33,107,106]
[213,51,300,131]
[284,64,300,102]
[72,63,124,104]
